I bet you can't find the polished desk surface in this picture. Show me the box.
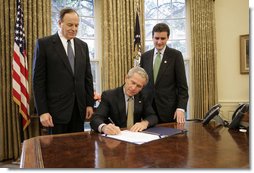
[20,121,249,168]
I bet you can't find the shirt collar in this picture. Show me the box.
[123,86,134,102]
[154,46,166,56]
[58,31,74,44]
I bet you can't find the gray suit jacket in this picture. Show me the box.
[90,86,158,132]
[140,46,189,123]
[33,33,94,123]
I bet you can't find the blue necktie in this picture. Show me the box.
[67,40,74,73]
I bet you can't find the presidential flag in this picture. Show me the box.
[134,12,141,67]
[12,0,30,130]
[134,12,141,48]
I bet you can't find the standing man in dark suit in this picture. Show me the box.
[140,23,189,124]
[32,8,94,134]
[90,66,158,135]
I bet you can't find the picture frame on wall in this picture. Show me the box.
[240,34,249,74]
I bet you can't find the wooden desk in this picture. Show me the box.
[20,121,249,168]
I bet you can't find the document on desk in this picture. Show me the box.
[102,130,161,145]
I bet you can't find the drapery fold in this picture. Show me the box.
[190,0,218,119]
[101,0,144,90]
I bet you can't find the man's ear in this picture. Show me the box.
[58,20,62,28]
[124,75,129,81]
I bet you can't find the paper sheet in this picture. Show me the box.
[102,130,161,145]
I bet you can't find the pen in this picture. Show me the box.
[108,117,115,124]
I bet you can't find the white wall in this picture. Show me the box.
[215,0,249,120]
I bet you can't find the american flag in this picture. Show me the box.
[12,0,30,130]
[134,12,141,67]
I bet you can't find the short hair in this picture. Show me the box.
[152,23,170,37]
[127,66,149,86]
[59,8,79,21]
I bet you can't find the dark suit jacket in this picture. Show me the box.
[33,33,94,124]
[90,86,158,132]
[140,46,189,123]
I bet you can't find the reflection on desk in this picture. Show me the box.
[20,122,249,168]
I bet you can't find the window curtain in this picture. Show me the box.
[0,0,51,161]
[190,0,218,119]
[101,0,144,90]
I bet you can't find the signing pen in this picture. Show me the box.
[108,117,115,124]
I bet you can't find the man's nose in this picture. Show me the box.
[71,25,78,30]
[157,39,163,44]
[130,85,137,90]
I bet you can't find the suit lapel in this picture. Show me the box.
[73,38,81,76]
[116,87,126,116]
[52,33,74,75]
[147,50,155,84]
[133,94,142,120]
[156,46,170,84]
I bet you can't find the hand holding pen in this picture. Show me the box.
[108,117,115,124]
[102,117,121,135]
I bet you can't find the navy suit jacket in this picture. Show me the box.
[33,33,94,124]
[140,46,189,122]
[90,86,158,132]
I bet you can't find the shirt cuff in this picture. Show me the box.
[98,123,106,133]
[177,108,185,112]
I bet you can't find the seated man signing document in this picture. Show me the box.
[90,66,158,135]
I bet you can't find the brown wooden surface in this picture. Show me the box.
[20,121,249,168]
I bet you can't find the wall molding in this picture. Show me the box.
[218,100,249,121]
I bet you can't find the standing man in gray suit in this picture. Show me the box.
[33,8,94,134]
[140,23,189,124]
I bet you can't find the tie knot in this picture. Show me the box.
[128,97,133,102]
[156,52,161,59]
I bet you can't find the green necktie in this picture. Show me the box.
[153,52,161,82]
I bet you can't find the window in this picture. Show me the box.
[144,0,186,56]
[52,0,100,94]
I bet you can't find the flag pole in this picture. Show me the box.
[11,115,24,165]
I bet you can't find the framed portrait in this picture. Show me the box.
[240,34,249,74]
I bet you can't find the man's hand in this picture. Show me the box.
[129,120,149,132]
[40,113,54,127]
[174,110,185,123]
[102,123,121,135]
[86,106,94,119]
